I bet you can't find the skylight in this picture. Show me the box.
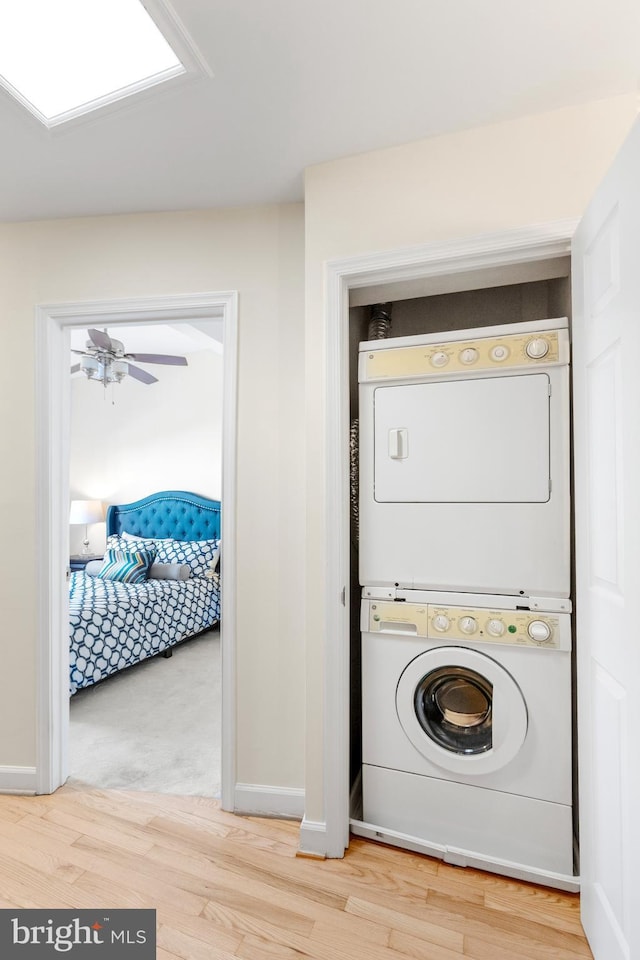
[0,0,186,127]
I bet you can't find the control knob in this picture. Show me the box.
[431,351,449,367]
[432,614,450,632]
[460,348,479,365]
[490,345,509,361]
[459,616,477,634]
[528,619,552,643]
[526,337,550,359]
[486,619,505,637]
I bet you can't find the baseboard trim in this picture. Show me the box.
[234,783,304,819]
[0,766,37,795]
[299,816,328,856]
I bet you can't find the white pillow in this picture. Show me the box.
[149,562,191,581]
[122,531,170,541]
[209,540,221,570]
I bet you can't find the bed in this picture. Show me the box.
[68,490,221,695]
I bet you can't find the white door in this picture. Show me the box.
[573,117,640,958]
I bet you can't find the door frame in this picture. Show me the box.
[321,219,578,856]
[35,290,238,809]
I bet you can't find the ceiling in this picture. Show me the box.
[3,0,639,223]
[70,320,223,357]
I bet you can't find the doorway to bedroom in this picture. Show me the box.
[35,292,238,808]
[68,321,224,797]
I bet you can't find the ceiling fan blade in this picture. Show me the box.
[88,328,113,351]
[125,353,188,366]
[127,363,158,385]
[70,363,81,374]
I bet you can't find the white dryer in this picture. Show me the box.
[358,318,571,598]
[355,593,576,889]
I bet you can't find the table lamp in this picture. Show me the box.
[69,499,104,555]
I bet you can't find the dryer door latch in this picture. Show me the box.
[388,428,408,460]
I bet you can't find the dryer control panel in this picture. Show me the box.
[360,328,569,382]
[364,600,570,651]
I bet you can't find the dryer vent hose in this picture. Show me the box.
[350,418,359,542]
[368,302,393,340]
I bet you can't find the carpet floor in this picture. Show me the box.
[69,627,221,797]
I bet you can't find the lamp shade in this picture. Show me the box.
[69,499,104,525]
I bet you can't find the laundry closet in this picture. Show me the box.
[347,259,578,890]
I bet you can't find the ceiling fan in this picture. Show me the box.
[70,328,188,386]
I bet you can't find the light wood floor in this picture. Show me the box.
[0,782,591,959]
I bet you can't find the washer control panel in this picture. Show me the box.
[360,327,568,382]
[428,605,560,648]
[365,601,565,649]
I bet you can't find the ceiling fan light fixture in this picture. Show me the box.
[80,355,102,380]
[107,359,128,383]
[72,327,187,387]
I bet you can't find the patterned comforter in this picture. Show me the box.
[68,571,220,694]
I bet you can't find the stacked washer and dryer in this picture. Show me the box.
[354,317,576,890]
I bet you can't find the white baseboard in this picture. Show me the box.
[0,766,37,795]
[234,783,304,819]
[299,816,328,856]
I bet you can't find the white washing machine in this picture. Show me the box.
[358,317,571,598]
[355,593,576,890]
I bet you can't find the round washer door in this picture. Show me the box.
[396,646,528,775]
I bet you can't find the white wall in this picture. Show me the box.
[0,203,305,790]
[303,95,639,824]
[69,348,223,556]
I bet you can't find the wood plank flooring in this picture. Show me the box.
[0,783,592,959]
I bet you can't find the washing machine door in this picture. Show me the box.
[396,647,528,775]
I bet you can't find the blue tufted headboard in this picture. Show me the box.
[106,490,221,541]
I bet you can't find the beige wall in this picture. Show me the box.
[303,95,639,822]
[0,203,306,788]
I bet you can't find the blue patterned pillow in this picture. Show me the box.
[108,534,219,578]
[97,548,155,584]
[161,539,219,577]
